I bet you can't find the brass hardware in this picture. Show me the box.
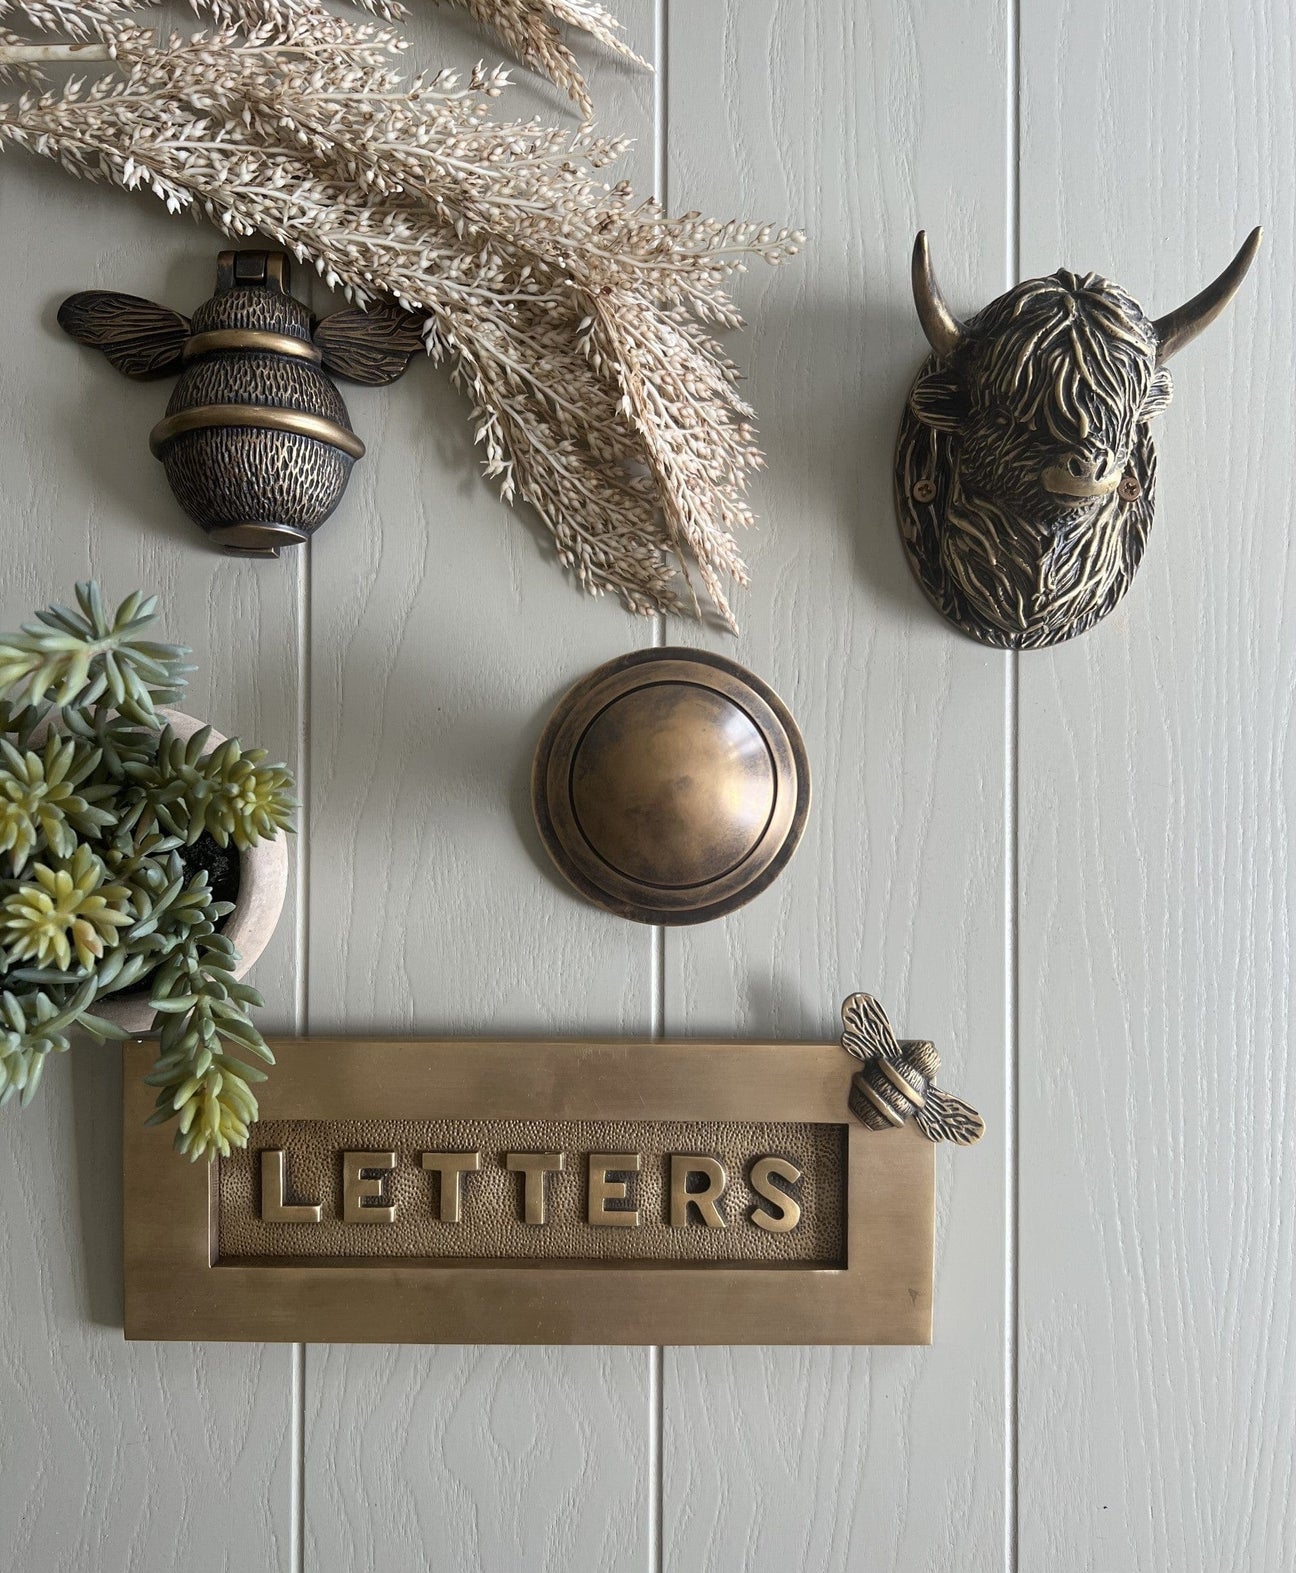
[123,1036,935,1345]
[749,1156,803,1232]
[896,228,1261,648]
[208,520,309,556]
[588,1152,642,1228]
[259,1149,322,1225]
[669,1155,728,1228]
[341,1151,398,1224]
[841,994,985,1145]
[149,403,367,461]
[182,329,323,364]
[58,248,424,557]
[420,1150,482,1223]
[532,648,810,925]
[220,1117,841,1264]
[505,1151,566,1225]
[218,250,289,291]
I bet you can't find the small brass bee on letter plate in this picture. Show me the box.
[841,993,984,1145]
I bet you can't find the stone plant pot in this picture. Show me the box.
[92,710,290,1034]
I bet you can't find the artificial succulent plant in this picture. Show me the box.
[0,583,297,1159]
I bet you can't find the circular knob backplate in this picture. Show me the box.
[532,648,810,925]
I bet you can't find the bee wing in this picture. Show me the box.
[57,291,190,379]
[912,1087,985,1146]
[840,992,900,1063]
[314,303,426,386]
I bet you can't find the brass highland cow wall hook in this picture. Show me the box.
[58,250,425,557]
[841,993,984,1145]
[895,227,1261,648]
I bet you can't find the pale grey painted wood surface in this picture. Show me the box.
[0,2,1291,1570]
[1016,4,1295,1571]
[299,6,655,1571]
[661,2,1010,1570]
[0,170,302,1568]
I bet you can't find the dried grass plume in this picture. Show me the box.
[0,2,802,627]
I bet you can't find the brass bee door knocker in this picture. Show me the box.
[840,993,984,1145]
[59,249,425,557]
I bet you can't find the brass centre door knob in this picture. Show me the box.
[532,649,810,924]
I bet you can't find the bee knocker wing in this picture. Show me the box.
[57,292,190,379]
[912,1087,986,1146]
[314,302,426,386]
[840,992,900,1063]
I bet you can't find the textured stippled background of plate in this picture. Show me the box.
[219,1117,845,1264]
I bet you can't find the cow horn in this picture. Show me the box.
[911,231,966,360]
[1153,227,1262,363]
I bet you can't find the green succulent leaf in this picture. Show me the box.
[0,981,95,1108]
[0,581,195,726]
[0,733,117,874]
[0,700,47,747]
[200,745,299,849]
[0,584,296,1159]
[143,911,278,1162]
[1,845,133,972]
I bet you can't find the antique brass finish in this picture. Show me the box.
[669,1155,728,1228]
[182,329,323,365]
[896,228,1261,647]
[420,1151,482,1223]
[123,1036,935,1345]
[208,520,309,555]
[149,403,368,462]
[749,1156,803,1232]
[588,1153,642,1227]
[505,1151,566,1225]
[341,1151,397,1224]
[59,247,424,557]
[221,250,289,292]
[532,648,810,924]
[260,1149,323,1225]
[841,993,985,1145]
[221,1115,845,1264]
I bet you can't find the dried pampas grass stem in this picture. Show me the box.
[0,1,802,627]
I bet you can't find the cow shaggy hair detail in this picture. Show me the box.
[969,272,1160,452]
[897,269,1170,649]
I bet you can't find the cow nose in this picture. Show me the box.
[1064,450,1110,482]
[1043,447,1122,499]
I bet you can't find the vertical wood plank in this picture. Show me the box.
[1017,3,1296,1568]
[662,3,1011,1569]
[301,9,657,1570]
[0,169,301,1567]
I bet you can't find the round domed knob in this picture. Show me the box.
[533,650,810,925]
[571,683,777,889]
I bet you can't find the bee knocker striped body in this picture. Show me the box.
[840,993,984,1145]
[59,249,425,558]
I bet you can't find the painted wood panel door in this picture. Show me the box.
[0,3,1289,1570]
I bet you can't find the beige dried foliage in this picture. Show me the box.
[438,0,645,119]
[0,3,802,627]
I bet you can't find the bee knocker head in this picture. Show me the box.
[895,227,1261,649]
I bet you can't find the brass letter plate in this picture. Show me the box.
[123,1037,934,1344]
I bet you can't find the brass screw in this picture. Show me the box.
[912,478,937,504]
[1118,473,1142,502]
